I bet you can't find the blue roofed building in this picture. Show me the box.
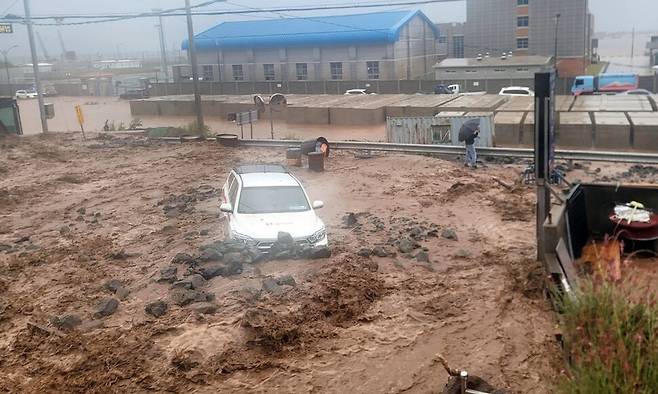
[175,10,440,82]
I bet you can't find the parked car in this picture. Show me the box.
[434,84,453,94]
[220,165,327,251]
[344,89,375,95]
[621,89,652,95]
[499,86,535,97]
[119,89,150,100]
[15,90,37,99]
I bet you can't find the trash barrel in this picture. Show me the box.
[286,147,302,167]
[308,151,324,172]
[216,133,239,147]
[300,137,330,157]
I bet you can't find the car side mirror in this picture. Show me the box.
[220,203,233,213]
[312,201,324,209]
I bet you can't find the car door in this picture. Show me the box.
[222,172,235,205]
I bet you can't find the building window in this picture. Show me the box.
[263,64,275,81]
[517,0,528,5]
[438,36,448,44]
[366,61,380,79]
[517,38,529,49]
[295,63,308,80]
[517,16,529,27]
[453,35,464,58]
[202,65,214,80]
[232,64,244,81]
[330,62,343,80]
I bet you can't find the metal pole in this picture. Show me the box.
[24,0,48,133]
[153,10,169,82]
[3,54,10,95]
[553,13,561,74]
[185,0,204,130]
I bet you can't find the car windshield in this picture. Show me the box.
[237,186,309,214]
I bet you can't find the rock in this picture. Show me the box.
[277,231,294,246]
[276,274,296,287]
[0,244,13,253]
[171,289,214,306]
[409,226,424,240]
[200,229,210,236]
[170,289,198,306]
[441,228,458,241]
[172,252,195,264]
[262,277,280,293]
[108,250,131,260]
[222,253,244,276]
[191,302,218,315]
[245,245,264,263]
[50,314,82,331]
[309,246,331,259]
[158,266,178,283]
[75,215,84,222]
[372,246,390,257]
[415,251,430,263]
[197,265,224,280]
[189,274,206,289]
[59,225,71,236]
[343,212,358,227]
[15,236,29,244]
[93,298,119,319]
[145,300,168,317]
[199,248,222,262]
[103,279,124,293]
[115,287,130,300]
[357,248,372,257]
[77,207,86,215]
[454,249,472,259]
[398,238,417,254]
[273,250,291,260]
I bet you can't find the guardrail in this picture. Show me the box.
[235,139,658,165]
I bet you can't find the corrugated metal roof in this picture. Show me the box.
[182,10,438,50]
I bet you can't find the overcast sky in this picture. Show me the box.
[0,0,656,60]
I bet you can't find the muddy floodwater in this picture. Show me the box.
[1,132,564,392]
[17,96,387,141]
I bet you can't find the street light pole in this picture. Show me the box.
[554,13,561,75]
[185,0,204,130]
[24,0,48,133]
[153,9,169,82]
[1,45,18,96]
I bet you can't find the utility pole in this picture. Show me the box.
[24,0,48,133]
[1,45,18,96]
[631,27,635,62]
[153,9,169,82]
[185,0,204,130]
[553,13,561,75]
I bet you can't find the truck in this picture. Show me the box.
[571,73,639,95]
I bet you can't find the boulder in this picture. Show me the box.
[172,253,195,264]
[372,246,390,257]
[158,266,178,283]
[50,314,82,331]
[93,298,119,319]
[145,300,168,317]
[398,238,417,254]
[441,228,458,241]
[357,248,372,257]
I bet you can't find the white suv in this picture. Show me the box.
[15,90,38,99]
[220,165,327,251]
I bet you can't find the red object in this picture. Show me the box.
[609,212,658,241]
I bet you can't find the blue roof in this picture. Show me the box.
[182,10,439,50]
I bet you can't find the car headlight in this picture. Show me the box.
[308,228,326,244]
[231,231,254,243]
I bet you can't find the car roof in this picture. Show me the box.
[500,86,531,91]
[239,172,301,188]
[233,164,288,174]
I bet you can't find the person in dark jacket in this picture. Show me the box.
[464,127,479,168]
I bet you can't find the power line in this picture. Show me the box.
[1,0,462,25]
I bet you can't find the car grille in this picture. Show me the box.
[256,239,311,252]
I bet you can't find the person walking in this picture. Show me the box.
[458,119,480,168]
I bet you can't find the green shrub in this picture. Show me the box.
[559,282,658,393]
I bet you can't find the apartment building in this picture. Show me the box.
[464,0,594,76]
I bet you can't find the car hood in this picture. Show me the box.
[231,210,324,240]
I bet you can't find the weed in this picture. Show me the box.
[559,281,658,393]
